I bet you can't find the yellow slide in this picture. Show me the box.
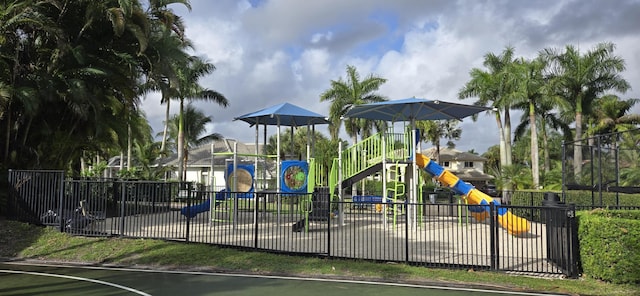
[416,153,530,236]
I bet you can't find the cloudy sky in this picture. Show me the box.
[140,0,640,154]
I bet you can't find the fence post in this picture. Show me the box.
[327,193,332,258]
[119,181,126,236]
[405,202,410,264]
[185,182,191,243]
[489,202,497,270]
[567,204,580,278]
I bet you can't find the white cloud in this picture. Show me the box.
[142,0,640,154]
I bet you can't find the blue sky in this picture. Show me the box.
[143,0,640,154]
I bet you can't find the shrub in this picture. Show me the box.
[578,209,640,284]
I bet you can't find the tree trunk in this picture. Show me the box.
[161,99,170,152]
[541,121,550,174]
[177,98,185,182]
[574,111,583,180]
[119,151,124,170]
[529,103,539,189]
[503,107,513,167]
[127,122,132,170]
[4,108,11,162]
[495,112,506,168]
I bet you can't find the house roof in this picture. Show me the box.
[421,147,487,162]
[447,169,494,181]
[158,139,268,168]
[420,147,493,181]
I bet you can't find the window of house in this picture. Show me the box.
[442,161,450,167]
[464,161,474,168]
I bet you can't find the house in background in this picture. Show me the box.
[421,147,494,188]
[159,139,276,191]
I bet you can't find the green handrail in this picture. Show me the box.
[328,130,414,202]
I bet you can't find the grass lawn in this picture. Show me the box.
[0,219,638,296]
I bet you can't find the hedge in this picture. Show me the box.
[578,209,640,284]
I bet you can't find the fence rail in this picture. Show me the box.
[8,170,580,277]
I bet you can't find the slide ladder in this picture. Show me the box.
[383,163,406,227]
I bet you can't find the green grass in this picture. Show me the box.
[1,219,638,296]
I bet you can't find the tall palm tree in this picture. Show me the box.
[459,46,519,193]
[143,0,193,152]
[172,57,228,181]
[147,0,191,39]
[320,65,387,143]
[142,30,193,152]
[542,42,630,179]
[510,58,547,189]
[514,102,572,180]
[167,103,221,180]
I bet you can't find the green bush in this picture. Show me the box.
[578,209,640,284]
[510,190,548,206]
[566,190,640,207]
[510,190,640,208]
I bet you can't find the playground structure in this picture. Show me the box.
[179,135,320,232]
[327,127,531,236]
[177,99,530,236]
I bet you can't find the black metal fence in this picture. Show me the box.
[562,128,640,203]
[7,170,580,277]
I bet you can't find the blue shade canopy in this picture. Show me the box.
[234,102,330,126]
[343,98,491,122]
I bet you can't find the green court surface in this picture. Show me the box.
[0,262,564,296]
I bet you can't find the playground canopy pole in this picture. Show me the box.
[233,141,239,229]
[255,119,259,189]
[210,143,214,190]
[276,118,281,225]
[263,124,267,190]
[381,129,387,229]
[410,124,417,230]
[338,141,344,227]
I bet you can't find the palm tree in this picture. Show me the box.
[510,57,548,189]
[590,95,640,135]
[320,65,387,143]
[542,42,630,179]
[147,0,191,39]
[170,56,228,181]
[0,0,55,163]
[482,145,500,172]
[459,46,519,193]
[618,131,640,186]
[143,31,193,152]
[143,0,193,152]
[133,140,175,180]
[167,103,222,180]
[0,0,205,172]
[589,95,640,151]
[416,120,461,163]
[514,104,572,185]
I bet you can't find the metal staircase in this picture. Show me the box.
[328,130,413,202]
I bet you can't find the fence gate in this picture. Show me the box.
[542,193,580,277]
[8,170,65,228]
